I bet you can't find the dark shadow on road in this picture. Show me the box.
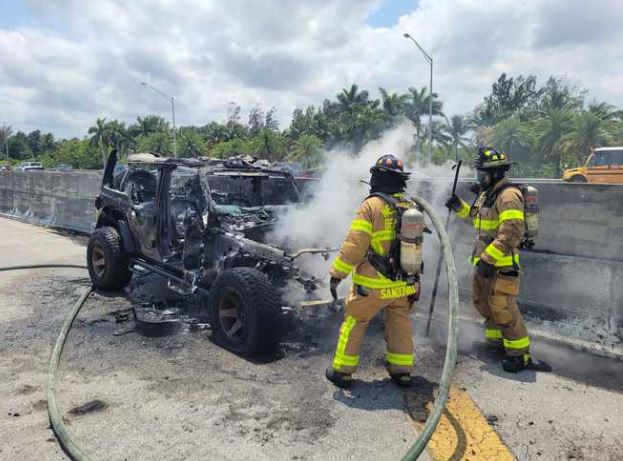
[429,314,623,393]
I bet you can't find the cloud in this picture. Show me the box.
[0,0,622,137]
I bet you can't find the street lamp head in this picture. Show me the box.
[403,33,411,38]
[140,82,147,86]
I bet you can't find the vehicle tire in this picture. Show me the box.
[208,267,283,356]
[87,226,132,290]
[570,175,587,183]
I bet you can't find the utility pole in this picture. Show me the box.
[403,32,434,164]
[141,82,177,157]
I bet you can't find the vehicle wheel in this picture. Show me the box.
[87,226,132,290]
[570,175,587,183]
[208,267,283,356]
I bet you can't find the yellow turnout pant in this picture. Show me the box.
[331,284,414,375]
[472,271,530,357]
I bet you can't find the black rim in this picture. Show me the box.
[91,244,106,278]
[218,291,247,341]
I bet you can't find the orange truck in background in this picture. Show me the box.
[562,147,623,183]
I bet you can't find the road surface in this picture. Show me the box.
[1,217,622,460]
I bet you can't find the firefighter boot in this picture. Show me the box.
[389,372,412,388]
[326,368,353,389]
[502,354,531,373]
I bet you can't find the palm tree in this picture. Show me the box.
[404,86,443,159]
[336,84,369,114]
[202,122,234,147]
[105,120,131,156]
[442,115,471,162]
[533,108,574,178]
[136,132,172,155]
[421,120,451,161]
[40,133,56,155]
[486,116,533,155]
[178,130,207,158]
[562,111,614,162]
[587,102,620,122]
[129,115,169,138]
[347,102,386,152]
[290,134,323,168]
[88,117,109,167]
[540,77,583,113]
[379,88,406,123]
[252,129,287,162]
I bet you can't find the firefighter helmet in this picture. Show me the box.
[370,154,410,177]
[474,147,512,170]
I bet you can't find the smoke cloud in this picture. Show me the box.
[271,123,471,303]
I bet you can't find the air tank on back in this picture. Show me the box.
[521,184,539,239]
[400,207,425,275]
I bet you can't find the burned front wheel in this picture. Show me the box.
[87,226,132,290]
[208,267,283,356]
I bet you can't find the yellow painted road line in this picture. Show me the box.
[404,384,515,461]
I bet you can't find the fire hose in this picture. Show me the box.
[402,195,460,460]
[0,264,92,461]
[0,196,459,461]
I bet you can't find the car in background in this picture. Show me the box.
[0,165,11,171]
[54,164,74,172]
[18,162,44,171]
[562,147,623,184]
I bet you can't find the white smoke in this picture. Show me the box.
[271,123,471,303]
[272,123,414,256]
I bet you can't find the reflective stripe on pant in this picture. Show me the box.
[485,325,502,345]
[331,284,414,374]
[472,272,530,357]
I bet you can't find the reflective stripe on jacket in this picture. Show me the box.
[455,178,524,269]
[329,194,418,299]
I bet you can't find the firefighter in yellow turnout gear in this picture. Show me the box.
[326,154,422,388]
[446,147,532,373]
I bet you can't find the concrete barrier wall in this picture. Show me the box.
[0,170,102,233]
[0,170,621,326]
[411,179,623,327]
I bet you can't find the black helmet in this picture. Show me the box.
[474,147,512,170]
[370,154,410,178]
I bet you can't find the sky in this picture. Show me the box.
[0,0,622,138]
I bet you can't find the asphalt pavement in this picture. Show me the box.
[1,216,622,461]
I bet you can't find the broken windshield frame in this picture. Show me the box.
[202,170,301,208]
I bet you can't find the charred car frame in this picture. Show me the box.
[87,151,333,355]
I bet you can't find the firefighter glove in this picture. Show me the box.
[329,277,341,300]
[476,259,496,278]
[445,194,462,212]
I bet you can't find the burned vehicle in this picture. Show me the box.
[87,151,333,355]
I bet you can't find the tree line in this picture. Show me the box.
[1,73,622,177]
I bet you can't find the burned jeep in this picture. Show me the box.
[87,151,332,355]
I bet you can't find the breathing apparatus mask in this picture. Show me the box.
[476,169,492,191]
[471,166,508,194]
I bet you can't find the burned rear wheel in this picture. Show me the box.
[569,175,587,183]
[87,226,132,290]
[208,267,283,356]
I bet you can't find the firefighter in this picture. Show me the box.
[445,147,532,373]
[326,154,421,389]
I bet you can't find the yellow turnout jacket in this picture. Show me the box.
[329,193,418,299]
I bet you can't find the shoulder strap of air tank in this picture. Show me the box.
[366,192,401,209]
[488,182,523,209]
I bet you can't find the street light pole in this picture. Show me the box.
[403,32,434,164]
[141,82,177,157]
